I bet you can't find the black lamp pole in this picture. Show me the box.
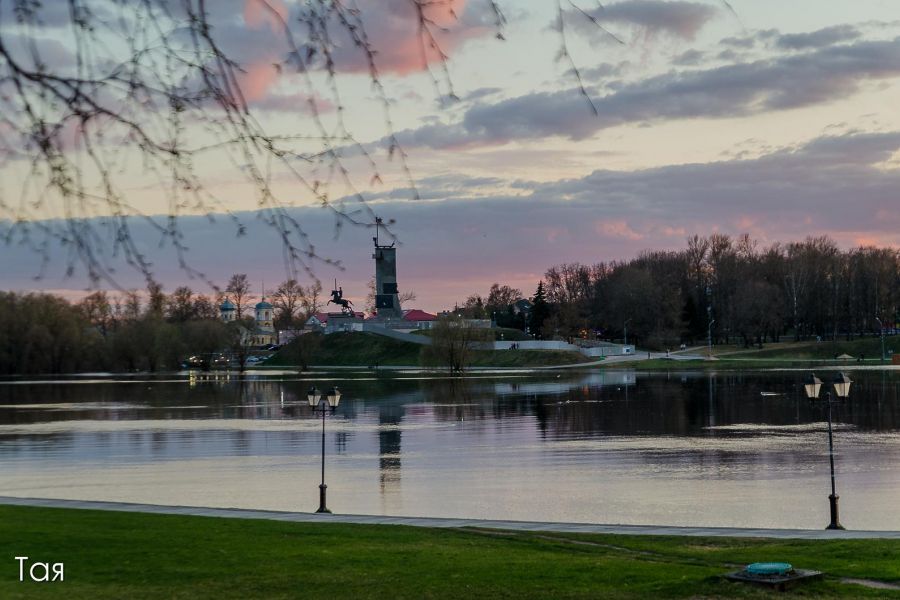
[308,386,341,514]
[317,404,329,513]
[804,372,849,530]
[824,392,843,530]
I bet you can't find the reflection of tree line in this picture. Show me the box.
[417,373,900,436]
[3,373,900,457]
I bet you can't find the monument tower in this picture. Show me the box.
[372,217,403,319]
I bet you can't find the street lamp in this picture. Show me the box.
[875,316,886,362]
[307,385,342,514]
[623,318,632,348]
[803,372,852,530]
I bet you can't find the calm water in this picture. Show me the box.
[2,368,900,529]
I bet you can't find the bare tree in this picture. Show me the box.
[299,280,323,321]
[421,314,490,372]
[365,276,416,314]
[281,331,322,372]
[0,0,518,288]
[270,278,305,328]
[146,281,166,317]
[78,290,113,335]
[226,273,252,319]
[2,0,676,290]
[166,286,196,323]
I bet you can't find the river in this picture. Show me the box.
[2,368,900,529]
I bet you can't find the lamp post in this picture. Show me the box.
[623,318,632,348]
[307,385,342,514]
[875,316,886,362]
[803,372,852,530]
[707,318,716,358]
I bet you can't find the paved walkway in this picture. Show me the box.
[3,496,900,539]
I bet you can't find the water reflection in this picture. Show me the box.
[1,369,900,529]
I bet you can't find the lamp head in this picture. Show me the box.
[833,372,852,399]
[307,386,320,407]
[803,373,822,400]
[326,386,341,408]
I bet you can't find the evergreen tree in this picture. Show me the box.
[530,281,550,339]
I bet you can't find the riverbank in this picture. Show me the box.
[3,503,900,598]
[264,332,587,368]
[599,357,900,371]
[260,332,898,372]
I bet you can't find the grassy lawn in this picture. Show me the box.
[264,332,587,368]
[2,505,900,599]
[728,337,898,360]
[605,358,884,371]
[413,327,530,341]
[467,349,587,367]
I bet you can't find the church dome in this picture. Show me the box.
[220,299,235,311]
[255,300,274,310]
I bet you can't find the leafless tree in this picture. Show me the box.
[4,0,697,291]
[365,275,416,314]
[299,280,324,321]
[0,0,515,288]
[270,278,305,327]
[421,313,490,372]
[226,273,252,319]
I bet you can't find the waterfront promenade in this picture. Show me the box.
[3,495,899,540]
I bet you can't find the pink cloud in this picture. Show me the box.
[595,220,644,241]
[237,62,280,104]
[230,0,491,113]
[251,91,337,114]
[243,0,288,32]
[332,0,493,75]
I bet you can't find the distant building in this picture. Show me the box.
[304,311,365,334]
[251,299,276,346]
[512,299,533,316]
[218,296,276,347]
[401,309,436,329]
[219,299,236,322]
[372,217,403,320]
[304,312,329,331]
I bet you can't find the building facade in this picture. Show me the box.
[218,297,276,347]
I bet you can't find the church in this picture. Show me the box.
[218,297,277,347]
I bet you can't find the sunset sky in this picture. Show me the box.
[2,0,900,311]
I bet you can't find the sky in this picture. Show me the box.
[2,0,900,311]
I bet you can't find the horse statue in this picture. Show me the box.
[328,283,354,315]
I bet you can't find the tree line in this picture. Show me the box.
[455,234,900,350]
[0,274,325,375]
[3,234,899,373]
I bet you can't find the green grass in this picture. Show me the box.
[600,357,891,371]
[728,337,898,360]
[264,332,587,368]
[265,332,422,367]
[2,505,900,598]
[466,349,587,367]
[413,327,530,341]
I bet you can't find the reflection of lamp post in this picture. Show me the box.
[307,386,342,514]
[803,372,852,530]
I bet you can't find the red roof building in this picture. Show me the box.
[402,309,437,322]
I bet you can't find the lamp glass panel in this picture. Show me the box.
[327,388,342,408]
[832,374,852,398]
[804,382,821,399]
